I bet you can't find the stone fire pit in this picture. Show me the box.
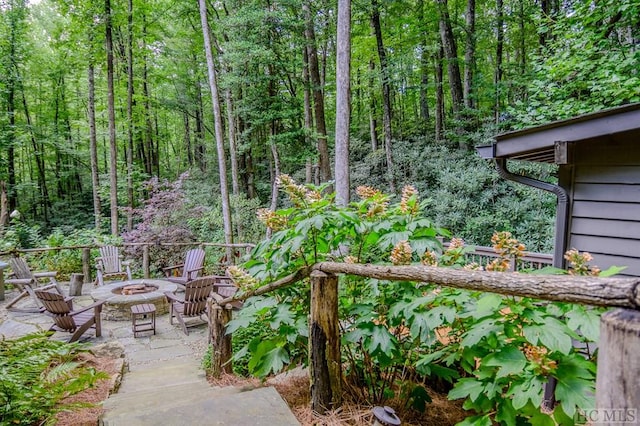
[91,279,177,321]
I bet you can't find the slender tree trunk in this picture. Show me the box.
[463,0,476,109]
[539,0,549,47]
[417,0,430,127]
[20,87,50,224]
[194,71,206,172]
[495,0,504,122]
[224,87,243,239]
[225,88,240,198]
[199,0,234,260]
[434,45,445,143]
[437,0,464,116]
[184,111,192,166]
[126,0,135,231]
[335,0,351,206]
[371,0,395,193]
[88,59,101,232]
[303,0,331,185]
[518,0,526,74]
[303,48,314,184]
[0,181,7,231]
[368,61,379,151]
[105,0,118,235]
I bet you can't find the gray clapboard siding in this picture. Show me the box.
[574,166,640,184]
[571,217,640,240]
[573,183,640,203]
[572,200,640,221]
[569,234,640,258]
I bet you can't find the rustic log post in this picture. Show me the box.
[208,297,233,378]
[69,273,84,296]
[82,248,91,283]
[309,270,342,414]
[596,309,640,418]
[0,260,7,301]
[143,244,150,278]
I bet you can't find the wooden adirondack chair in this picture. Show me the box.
[211,275,242,309]
[95,245,132,286]
[35,290,106,342]
[163,248,205,287]
[5,257,63,312]
[164,276,215,335]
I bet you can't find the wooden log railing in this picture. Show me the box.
[210,262,640,416]
[0,242,254,283]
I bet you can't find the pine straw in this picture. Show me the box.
[208,373,469,425]
[54,353,123,426]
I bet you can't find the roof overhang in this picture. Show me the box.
[477,103,640,163]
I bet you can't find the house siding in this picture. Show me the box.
[567,138,640,277]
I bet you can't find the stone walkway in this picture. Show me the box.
[0,281,300,425]
[0,282,209,366]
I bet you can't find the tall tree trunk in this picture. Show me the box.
[88,59,101,232]
[436,0,464,116]
[105,0,118,235]
[194,70,206,172]
[225,88,240,198]
[434,45,445,143]
[183,111,192,166]
[302,47,314,184]
[539,0,549,47]
[126,0,135,231]
[21,87,50,224]
[368,60,379,151]
[518,0,526,74]
[303,0,331,185]
[224,87,243,239]
[199,0,234,259]
[417,0,430,127]
[463,0,476,109]
[495,0,504,122]
[335,0,351,206]
[0,181,7,232]
[371,0,395,193]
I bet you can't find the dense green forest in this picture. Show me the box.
[0,0,638,250]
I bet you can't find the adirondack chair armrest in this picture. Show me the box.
[163,263,185,276]
[33,271,57,279]
[184,265,205,274]
[5,278,33,286]
[164,291,184,304]
[122,260,133,266]
[71,300,106,316]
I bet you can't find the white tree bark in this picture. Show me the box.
[335,0,351,206]
[198,0,234,260]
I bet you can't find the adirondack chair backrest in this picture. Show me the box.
[99,245,124,273]
[182,277,215,317]
[183,248,206,281]
[35,290,77,331]
[10,257,34,280]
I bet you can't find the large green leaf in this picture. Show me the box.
[449,378,485,402]
[522,321,573,354]
[366,324,397,355]
[555,376,594,417]
[460,318,501,347]
[565,306,601,342]
[253,345,290,377]
[484,346,527,378]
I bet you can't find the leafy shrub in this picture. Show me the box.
[228,177,603,425]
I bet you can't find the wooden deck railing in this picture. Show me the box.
[210,262,640,416]
[0,242,254,301]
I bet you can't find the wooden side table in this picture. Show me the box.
[131,303,156,337]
